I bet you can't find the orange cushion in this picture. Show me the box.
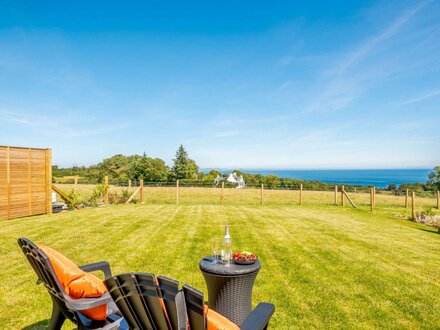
[39,245,84,286]
[38,245,108,320]
[66,273,108,298]
[204,305,240,330]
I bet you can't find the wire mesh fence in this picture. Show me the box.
[53,181,439,209]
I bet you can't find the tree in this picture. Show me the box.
[128,155,169,182]
[171,145,199,180]
[200,170,221,183]
[265,175,281,188]
[387,184,397,191]
[428,166,440,190]
[96,154,170,184]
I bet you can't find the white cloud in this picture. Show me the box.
[335,0,434,76]
[303,0,434,114]
[0,109,129,138]
[398,88,440,105]
[212,131,240,139]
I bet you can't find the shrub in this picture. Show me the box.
[65,190,80,210]
[87,182,109,206]
[108,189,130,204]
[415,208,440,232]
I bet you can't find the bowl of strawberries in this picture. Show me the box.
[232,251,258,265]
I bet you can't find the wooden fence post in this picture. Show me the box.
[370,187,374,211]
[128,179,132,188]
[341,185,345,206]
[45,148,52,215]
[405,189,409,208]
[140,179,144,203]
[354,187,357,194]
[299,183,303,205]
[373,187,376,207]
[221,181,224,205]
[104,175,109,204]
[437,191,439,210]
[334,185,338,206]
[260,184,264,205]
[411,191,416,220]
[74,176,78,192]
[176,180,179,205]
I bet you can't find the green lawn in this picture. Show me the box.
[1,204,439,329]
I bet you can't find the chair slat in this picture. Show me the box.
[106,276,143,328]
[115,273,155,329]
[157,276,180,329]
[135,273,169,329]
[105,273,172,329]
[183,285,205,330]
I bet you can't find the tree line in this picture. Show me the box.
[53,145,198,184]
[53,146,440,193]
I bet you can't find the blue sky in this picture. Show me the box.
[0,0,439,169]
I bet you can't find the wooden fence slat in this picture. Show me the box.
[45,149,52,215]
[342,190,356,208]
[299,183,303,205]
[7,146,11,219]
[334,185,338,206]
[260,183,264,205]
[52,184,80,210]
[341,185,345,206]
[140,179,144,203]
[126,186,141,204]
[28,148,32,216]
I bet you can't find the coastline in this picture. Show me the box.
[201,168,431,188]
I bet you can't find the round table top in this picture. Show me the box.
[199,256,261,276]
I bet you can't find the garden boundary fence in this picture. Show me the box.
[54,179,440,220]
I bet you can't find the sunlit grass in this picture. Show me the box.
[0,203,439,329]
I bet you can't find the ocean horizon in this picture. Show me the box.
[202,168,432,188]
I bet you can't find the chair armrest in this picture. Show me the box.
[65,292,113,310]
[79,261,112,279]
[240,303,275,330]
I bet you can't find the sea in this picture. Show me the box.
[202,169,432,188]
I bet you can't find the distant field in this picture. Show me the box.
[1,203,439,329]
[55,183,438,210]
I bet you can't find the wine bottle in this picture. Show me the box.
[221,224,232,265]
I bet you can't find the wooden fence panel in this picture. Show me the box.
[0,146,51,220]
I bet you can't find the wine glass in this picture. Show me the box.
[211,238,220,263]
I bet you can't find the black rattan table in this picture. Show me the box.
[199,256,261,326]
